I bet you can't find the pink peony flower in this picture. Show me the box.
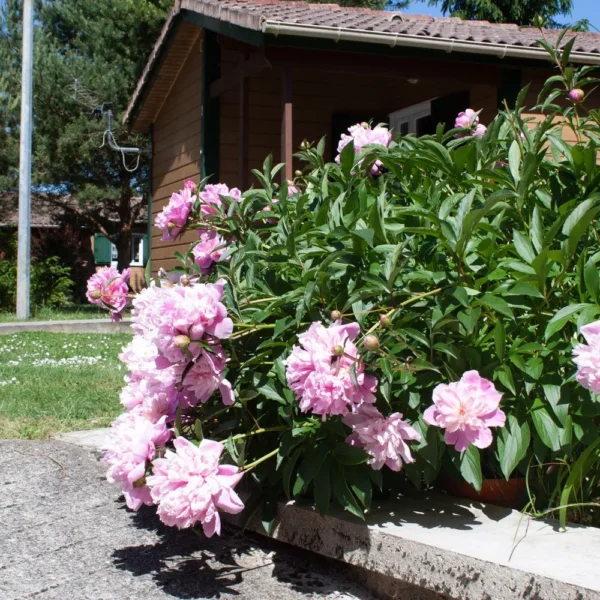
[131,280,233,366]
[569,88,585,103]
[86,266,130,321]
[103,412,171,510]
[454,109,486,138]
[343,404,421,471]
[199,184,241,217]
[473,123,487,137]
[192,229,230,273]
[182,346,234,407]
[120,376,181,423]
[424,370,506,452]
[573,320,600,394]
[336,123,391,175]
[154,187,196,241]
[147,437,244,535]
[455,109,479,129]
[285,321,377,419]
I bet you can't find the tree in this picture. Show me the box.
[426,0,576,28]
[0,0,170,270]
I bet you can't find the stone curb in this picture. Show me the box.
[229,498,600,600]
[53,429,600,600]
[0,318,132,335]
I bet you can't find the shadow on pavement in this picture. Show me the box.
[112,501,376,599]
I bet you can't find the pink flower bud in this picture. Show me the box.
[180,276,190,286]
[380,315,392,328]
[333,344,345,357]
[330,310,342,321]
[569,88,584,103]
[183,179,196,191]
[364,335,380,352]
[173,335,191,349]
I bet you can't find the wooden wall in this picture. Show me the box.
[151,36,203,274]
[218,46,497,190]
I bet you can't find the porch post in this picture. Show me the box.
[281,65,293,183]
[239,53,249,190]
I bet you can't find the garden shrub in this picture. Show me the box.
[0,229,74,310]
[96,36,600,533]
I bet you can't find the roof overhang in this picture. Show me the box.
[124,0,600,133]
[262,21,600,66]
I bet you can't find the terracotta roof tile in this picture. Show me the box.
[179,0,600,54]
[124,0,600,130]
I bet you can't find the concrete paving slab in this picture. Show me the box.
[0,439,378,600]
[54,427,110,448]
[0,318,132,335]
[53,429,600,600]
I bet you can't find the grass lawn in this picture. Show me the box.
[0,332,131,439]
[0,305,131,322]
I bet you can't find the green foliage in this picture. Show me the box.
[427,0,575,27]
[0,0,168,268]
[0,229,74,310]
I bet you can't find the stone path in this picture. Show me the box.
[0,440,376,600]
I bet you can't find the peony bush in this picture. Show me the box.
[92,38,600,532]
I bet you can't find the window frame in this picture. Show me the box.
[389,100,434,136]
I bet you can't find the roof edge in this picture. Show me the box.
[262,20,600,66]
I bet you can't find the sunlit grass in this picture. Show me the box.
[0,332,131,439]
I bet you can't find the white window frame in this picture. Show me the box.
[109,233,145,268]
[389,100,434,136]
[129,233,145,267]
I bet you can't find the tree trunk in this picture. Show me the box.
[116,226,132,272]
[117,182,134,272]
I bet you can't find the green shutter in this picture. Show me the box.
[142,233,149,265]
[94,234,112,266]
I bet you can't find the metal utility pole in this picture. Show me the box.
[16,0,34,319]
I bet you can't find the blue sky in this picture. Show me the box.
[406,0,600,29]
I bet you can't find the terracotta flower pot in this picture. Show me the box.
[442,477,527,510]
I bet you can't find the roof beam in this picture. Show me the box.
[209,53,271,98]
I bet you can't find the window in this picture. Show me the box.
[130,234,145,266]
[389,100,434,136]
[94,233,148,267]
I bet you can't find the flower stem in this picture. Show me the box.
[230,425,287,441]
[242,448,279,472]
[362,287,444,338]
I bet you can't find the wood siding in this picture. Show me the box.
[151,35,203,274]
[218,46,497,189]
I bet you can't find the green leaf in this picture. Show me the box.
[497,416,530,480]
[283,447,303,499]
[476,293,514,319]
[333,465,364,519]
[559,438,600,529]
[314,457,332,515]
[343,465,373,511]
[460,446,482,492]
[562,197,600,257]
[531,399,562,451]
[496,364,516,394]
[340,139,355,178]
[506,282,543,298]
[333,442,369,465]
[512,230,536,264]
[508,140,521,184]
[494,320,506,361]
[545,303,591,340]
